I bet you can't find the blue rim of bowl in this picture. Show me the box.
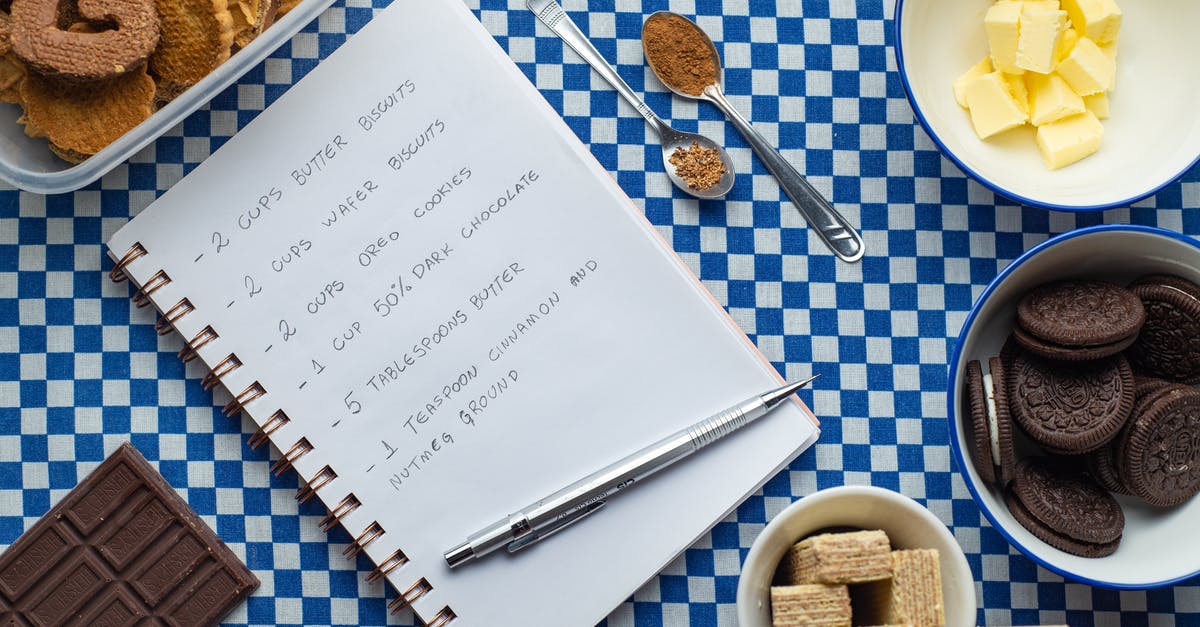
[946,223,1200,589]
[892,0,1200,213]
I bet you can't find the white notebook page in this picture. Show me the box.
[107,1,820,624]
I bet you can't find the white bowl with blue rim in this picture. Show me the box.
[948,224,1200,587]
[735,485,976,627]
[894,0,1200,211]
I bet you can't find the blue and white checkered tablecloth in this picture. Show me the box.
[3,0,1200,625]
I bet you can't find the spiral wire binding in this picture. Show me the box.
[156,297,195,335]
[296,465,338,504]
[178,325,219,363]
[388,577,432,613]
[369,548,409,585]
[425,607,457,627]
[109,242,146,283]
[320,494,361,532]
[131,270,171,308]
[200,354,243,391]
[249,409,290,450]
[344,521,385,558]
[222,381,267,417]
[109,243,454,623]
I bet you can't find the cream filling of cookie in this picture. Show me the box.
[983,373,1001,467]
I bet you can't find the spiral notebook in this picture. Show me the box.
[105,0,820,624]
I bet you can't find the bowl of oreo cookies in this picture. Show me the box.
[949,223,1200,588]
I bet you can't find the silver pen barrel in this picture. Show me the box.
[444,375,817,568]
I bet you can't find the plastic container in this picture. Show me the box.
[0,0,337,195]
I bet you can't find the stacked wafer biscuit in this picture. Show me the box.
[769,530,944,627]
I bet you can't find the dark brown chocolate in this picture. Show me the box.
[0,442,258,626]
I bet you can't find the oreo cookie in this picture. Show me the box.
[1118,384,1200,507]
[1016,280,1145,350]
[1012,324,1137,361]
[1011,352,1134,455]
[1005,457,1123,558]
[964,360,996,485]
[963,358,1018,487]
[1127,275,1200,384]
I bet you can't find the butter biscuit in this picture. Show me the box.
[0,53,24,102]
[11,0,159,81]
[231,0,280,50]
[19,67,155,158]
[150,0,235,100]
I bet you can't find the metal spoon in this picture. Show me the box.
[642,12,865,263]
[527,0,735,199]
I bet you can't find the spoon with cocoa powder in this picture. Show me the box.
[527,0,734,198]
[642,12,865,263]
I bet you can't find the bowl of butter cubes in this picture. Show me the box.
[736,486,976,627]
[895,0,1200,211]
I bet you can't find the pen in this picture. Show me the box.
[443,374,819,569]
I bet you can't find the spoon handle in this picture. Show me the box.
[527,0,668,135]
[706,87,865,263]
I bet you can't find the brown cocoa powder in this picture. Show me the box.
[642,13,717,96]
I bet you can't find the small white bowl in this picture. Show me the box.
[736,485,976,627]
[894,0,1200,211]
[948,224,1200,588]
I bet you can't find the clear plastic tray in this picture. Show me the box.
[0,0,337,195]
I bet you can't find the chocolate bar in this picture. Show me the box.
[0,442,258,626]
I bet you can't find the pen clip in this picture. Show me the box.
[506,500,607,553]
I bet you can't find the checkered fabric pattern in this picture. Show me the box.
[2,0,1200,625]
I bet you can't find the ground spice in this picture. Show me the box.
[669,141,725,190]
[642,13,718,96]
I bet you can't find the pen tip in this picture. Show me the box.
[761,374,819,409]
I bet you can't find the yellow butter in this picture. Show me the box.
[1023,0,1061,10]
[1003,72,1030,115]
[1057,37,1115,96]
[1099,40,1118,89]
[1017,8,1068,74]
[985,2,1025,74]
[1084,92,1109,119]
[954,57,993,108]
[1055,28,1079,63]
[1028,72,1086,126]
[965,72,1029,139]
[1035,111,1103,169]
[1062,0,1122,45]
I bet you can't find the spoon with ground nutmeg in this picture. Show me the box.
[642,12,866,263]
[527,0,734,199]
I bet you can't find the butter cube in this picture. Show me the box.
[985,2,1025,74]
[1062,0,1122,45]
[1035,111,1103,169]
[1056,28,1079,63]
[1017,8,1068,73]
[965,72,1029,139]
[1003,73,1030,115]
[1084,92,1110,119]
[1028,73,1086,126]
[954,57,993,108]
[1057,37,1115,96]
[1023,0,1061,10]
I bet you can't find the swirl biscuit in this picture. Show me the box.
[150,0,235,101]
[10,0,159,82]
[19,67,155,158]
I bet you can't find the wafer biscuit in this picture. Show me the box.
[852,550,944,627]
[770,584,851,627]
[782,530,892,585]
